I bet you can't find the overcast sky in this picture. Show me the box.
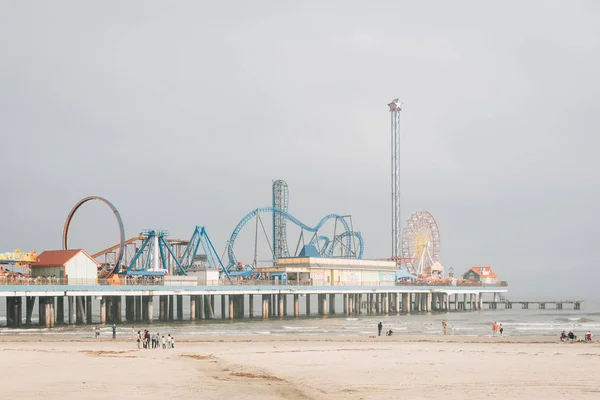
[1,1,598,299]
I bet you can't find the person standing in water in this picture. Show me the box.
[112,324,117,339]
[377,322,383,336]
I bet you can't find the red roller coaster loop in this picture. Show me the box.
[62,196,126,278]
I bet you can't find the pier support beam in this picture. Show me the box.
[38,296,45,326]
[343,294,347,315]
[142,296,148,322]
[126,296,135,323]
[56,296,64,325]
[200,295,207,320]
[26,296,35,325]
[426,292,432,313]
[329,294,336,315]
[135,296,142,322]
[402,293,411,313]
[262,295,269,319]
[100,297,106,325]
[278,295,284,318]
[65,296,73,325]
[249,294,254,318]
[177,295,183,321]
[76,296,85,324]
[229,295,234,320]
[359,294,363,314]
[6,297,22,327]
[168,295,174,321]
[87,296,93,324]
[294,294,299,318]
[190,296,196,321]
[305,294,311,316]
[221,295,226,319]
[347,294,352,314]
[146,296,153,324]
[159,296,166,321]
[45,297,55,328]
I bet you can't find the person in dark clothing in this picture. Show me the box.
[377,322,383,336]
[112,324,116,339]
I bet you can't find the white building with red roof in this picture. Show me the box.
[31,249,99,284]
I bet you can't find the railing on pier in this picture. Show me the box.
[0,275,508,289]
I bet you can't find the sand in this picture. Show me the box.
[1,335,599,399]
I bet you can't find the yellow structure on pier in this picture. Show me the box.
[0,249,37,264]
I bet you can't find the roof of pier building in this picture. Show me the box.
[32,249,100,268]
[274,257,397,271]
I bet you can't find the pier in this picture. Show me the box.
[483,300,583,310]
[1,281,508,328]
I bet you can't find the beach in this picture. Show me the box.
[1,335,599,399]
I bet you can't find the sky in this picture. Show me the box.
[1,1,598,299]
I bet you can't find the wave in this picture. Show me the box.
[555,317,594,323]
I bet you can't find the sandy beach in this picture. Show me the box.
[1,335,599,399]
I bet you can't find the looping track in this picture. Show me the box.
[227,206,364,266]
[63,196,125,278]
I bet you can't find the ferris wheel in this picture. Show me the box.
[401,211,441,276]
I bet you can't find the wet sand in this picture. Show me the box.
[1,335,599,399]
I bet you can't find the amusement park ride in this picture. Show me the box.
[52,98,446,282]
[226,179,364,270]
[61,179,365,281]
[0,249,37,274]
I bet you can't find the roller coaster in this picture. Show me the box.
[64,181,365,279]
[226,180,364,268]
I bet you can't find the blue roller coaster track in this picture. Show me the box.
[227,206,364,267]
[310,231,364,258]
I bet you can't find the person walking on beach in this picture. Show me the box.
[377,322,383,336]
[112,324,117,339]
[137,331,141,349]
[492,322,498,337]
[499,324,504,337]
[442,320,448,335]
[162,335,166,349]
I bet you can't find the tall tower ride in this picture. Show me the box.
[388,99,402,260]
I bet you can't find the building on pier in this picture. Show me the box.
[259,257,397,285]
[462,266,498,285]
[32,249,99,284]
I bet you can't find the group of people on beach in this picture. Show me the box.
[560,330,593,343]
[92,324,117,338]
[134,327,175,349]
[376,322,393,336]
[492,322,504,336]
